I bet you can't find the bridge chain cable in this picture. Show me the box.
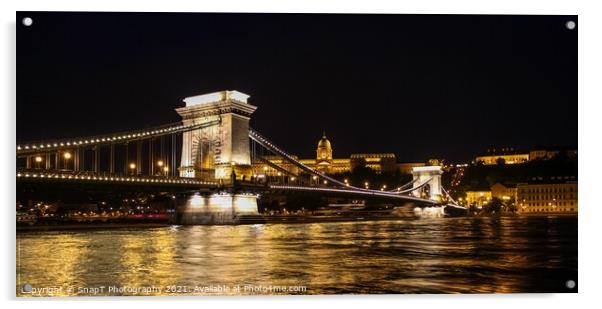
[253,155,299,177]
[16,120,221,155]
[248,129,360,189]
[440,186,458,205]
[392,177,434,195]
[389,178,420,193]
[269,185,438,204]
[249,128,431,196]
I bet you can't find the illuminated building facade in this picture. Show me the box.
[475,146,577,165]
[475,147,529,165]
[529,147,578,161]
[517,178,578,213]
[465,190,492,207]
[529,149,555,161]
[490,183,517,201]
[398,162,426,174]
[252,133,419,176]
[296,133,353,174]
[350,153,397,174]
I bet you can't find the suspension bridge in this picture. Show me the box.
[16,90,464,224]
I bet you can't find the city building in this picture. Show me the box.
[350,153,397,174]
[297,134,353,174]
[252,133,424,176]
[475,146,577,165]
[398,162,426,174]
[529,146,578,161]
[474,147,529,165]
[516,177,578,213]
[464,187,492,207]
[252,155,302,177]
[490,182,517,202]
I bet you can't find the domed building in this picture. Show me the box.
[253,132,423,177]
[315,132,333,172]
[297,132,352,174]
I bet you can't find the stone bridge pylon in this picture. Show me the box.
[176,90,257,181]
[411,165,443,201]
[175,90,260,224]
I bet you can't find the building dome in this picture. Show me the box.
[316,132,333,162]
[317,134,331,150]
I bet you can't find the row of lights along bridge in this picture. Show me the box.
[30,153,170,177]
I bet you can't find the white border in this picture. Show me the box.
[2,1,600,308]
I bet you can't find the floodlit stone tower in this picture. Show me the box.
[411,165,443,200]
[176,90,257,181]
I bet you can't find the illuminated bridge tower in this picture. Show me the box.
[411,165,443,201]
[176,90,260,224]
[176,90,257,181]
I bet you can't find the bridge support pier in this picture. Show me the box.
[176,193,262,225]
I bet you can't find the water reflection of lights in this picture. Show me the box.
[17,216,577,295]
[189,193,205,208]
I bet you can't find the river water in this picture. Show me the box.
[16,215,577,296]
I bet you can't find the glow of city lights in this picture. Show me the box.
[63,152,72,159]
[157,160,164,167]
[129,163,136,169]
[35,156,42,163]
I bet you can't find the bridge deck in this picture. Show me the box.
[16,169,218,188]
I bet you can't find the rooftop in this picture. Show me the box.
[350,153,396,159]
[183,90,250,107]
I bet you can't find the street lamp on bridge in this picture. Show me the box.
[157,160,165,176]
[63,152,72,170]
[34,156,42,169]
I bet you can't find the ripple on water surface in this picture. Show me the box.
[16,216,577,295]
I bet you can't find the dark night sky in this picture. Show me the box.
[16,12,577,162]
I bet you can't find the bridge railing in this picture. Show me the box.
[16,168,218,186]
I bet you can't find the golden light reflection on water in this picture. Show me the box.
[16,216,577,296]
[17,233,90,296]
